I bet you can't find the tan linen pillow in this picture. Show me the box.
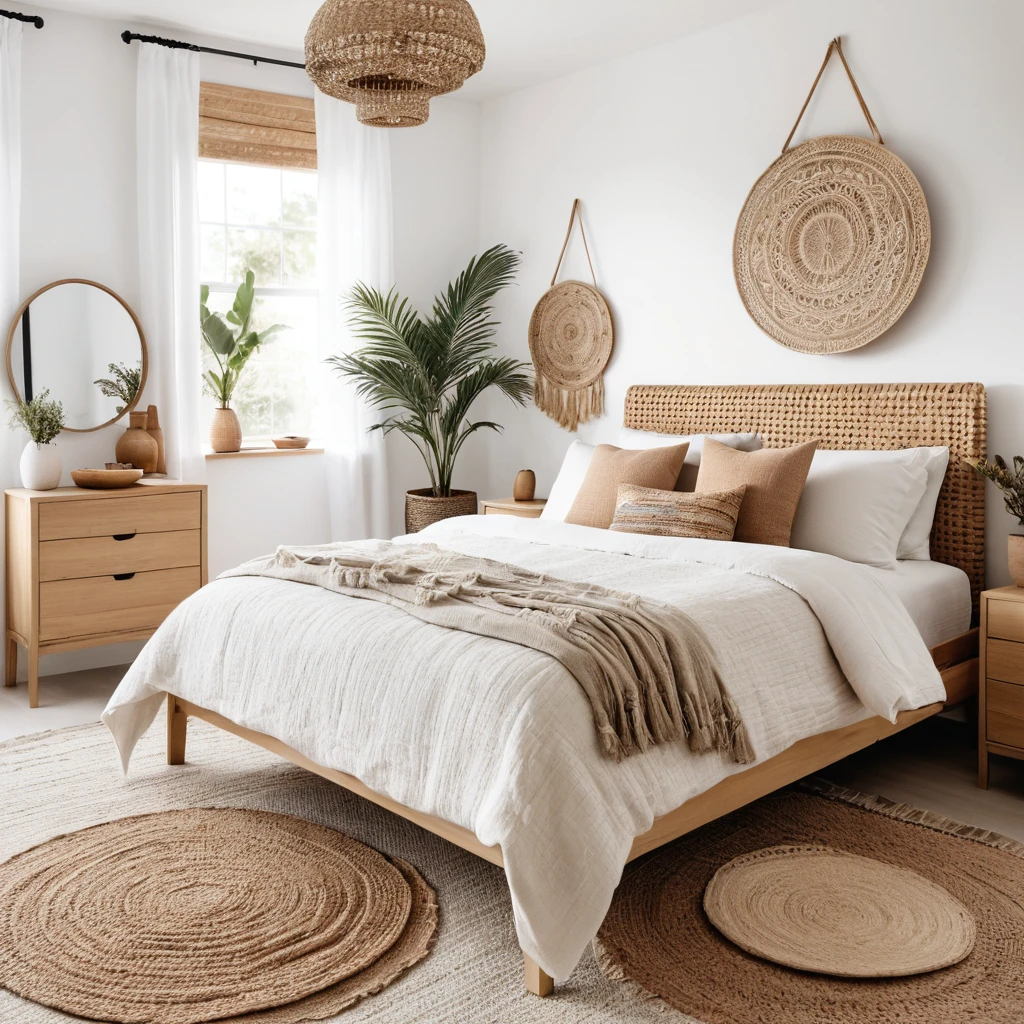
[695,437,818,546]
[610,484,747,541]
[565,443,689,529]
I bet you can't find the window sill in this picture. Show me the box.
[204,446,325,460]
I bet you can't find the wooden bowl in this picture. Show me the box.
[71,468,144,489]
[272,436,310,450]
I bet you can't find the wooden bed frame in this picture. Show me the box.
[166,383,987,997]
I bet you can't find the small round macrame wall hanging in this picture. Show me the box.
[529,199,613,431]
[734,38,931,354]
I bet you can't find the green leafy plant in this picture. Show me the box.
[973,455,1024,524]
[200,270,287,408]
[93,361,142,409]
[328,244,533,498]
[6,389,64,445]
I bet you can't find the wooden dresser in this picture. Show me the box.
[4,480,207,707]
[978,586,1024,787]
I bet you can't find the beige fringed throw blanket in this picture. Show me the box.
[225,542,753,764]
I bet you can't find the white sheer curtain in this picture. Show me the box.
[135,43,204,483]
[314,91,393,541]
[0,17,21,684]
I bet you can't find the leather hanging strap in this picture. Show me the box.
[782,37,883,153]
[551,197,598,288]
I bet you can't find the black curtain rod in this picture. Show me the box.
[121,30,305,69]
[0,9,44,28]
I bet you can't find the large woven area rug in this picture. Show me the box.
[596,782,1024,1024]
[0,720,703,1024]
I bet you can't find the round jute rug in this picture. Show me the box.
[0,807,437,1024]
[703,845,975,977]
[596,783,1024,1024]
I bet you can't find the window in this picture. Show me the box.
[198,159,318,439]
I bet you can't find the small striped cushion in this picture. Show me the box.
[609,484,747,541]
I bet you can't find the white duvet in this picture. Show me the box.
[103,515,945,980]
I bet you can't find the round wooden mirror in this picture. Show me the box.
[6,279,148,433]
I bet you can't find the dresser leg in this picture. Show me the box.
[27,644,39,708]
[167,695,187,765]
[524,954,554,997]
[4,636,16,687]
[978,747,989,790]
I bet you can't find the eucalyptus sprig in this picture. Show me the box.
[973,455,1024,524]
[6,389,64,445]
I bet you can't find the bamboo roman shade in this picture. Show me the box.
[199,82,316,170]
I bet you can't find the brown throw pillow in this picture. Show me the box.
[565,443,689,529]
[695,438,818,546]
[610,484,747,541]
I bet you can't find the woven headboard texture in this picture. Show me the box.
[624,383,987,617]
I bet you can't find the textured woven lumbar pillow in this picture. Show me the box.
[610,484,746,541]
[565,443,689,530]
[695,438,818,546]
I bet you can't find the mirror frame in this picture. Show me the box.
[5,278,149,434]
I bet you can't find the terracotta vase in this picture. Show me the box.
[1009,535,1024,588]
[115,411,158,473]
[513,469,536,502]
[210,407,242,454]
[145,404,166,474]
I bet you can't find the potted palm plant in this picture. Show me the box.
[330,244,532,532]
[973,455,1024,586]
[200,270,287,452]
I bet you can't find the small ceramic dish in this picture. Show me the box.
[71,468,144,489]
[272,436,310,450]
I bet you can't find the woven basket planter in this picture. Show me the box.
[405,489,477,534]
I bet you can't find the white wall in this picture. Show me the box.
[477,0,1024,588]
[10,3,482,676]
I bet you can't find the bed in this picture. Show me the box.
[103,382,986,997]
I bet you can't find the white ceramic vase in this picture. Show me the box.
[20,441,61,490]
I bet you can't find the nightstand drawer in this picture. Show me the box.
[988,710,1024,749]
[988,678,1024,721]
[987,638,1024,686]
[988,601,1024,643]
[38,492,201,541]
[39,566,202,641]
[39,530,202,582]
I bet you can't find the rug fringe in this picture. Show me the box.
[800,777,1024,858]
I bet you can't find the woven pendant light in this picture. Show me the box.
[304,0,485,127]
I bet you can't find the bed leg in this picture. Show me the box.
[167,695,187,765]
[524,954,554,997]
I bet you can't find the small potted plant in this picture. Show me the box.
[94,361,142,414]
[329,244,533,532]
[973,455,1024,586]
[200,270,286,453]
[7,389,65,490]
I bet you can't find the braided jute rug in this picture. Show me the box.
[0,806,437,1024]
[596,780,1024,1024]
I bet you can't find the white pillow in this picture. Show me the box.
[897,447,950,560]
[541,440,596,520]
[790,449,933,569]
[616,429,762,490]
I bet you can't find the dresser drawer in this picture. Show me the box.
[988,600,1024,644]
[986,638,1024,687]
[988,678,1024,720]
[38,492,201,541]
[988,709,1024,749]
[39,566,201,641]
[39,531,202,582]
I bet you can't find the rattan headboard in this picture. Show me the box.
[624,383,987,618]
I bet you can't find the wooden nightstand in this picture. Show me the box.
[479,497,547,518]
[979,586,1024,787]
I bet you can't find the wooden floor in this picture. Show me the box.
[2,669,1022,842]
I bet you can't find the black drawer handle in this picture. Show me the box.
[112,532,136,541]
[113,573,136,581]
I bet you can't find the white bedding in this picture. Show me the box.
[866,558,972,650]
[103,516,946,980]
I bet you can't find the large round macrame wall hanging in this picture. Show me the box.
[529,199,613,431]
[734,38,930,354]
